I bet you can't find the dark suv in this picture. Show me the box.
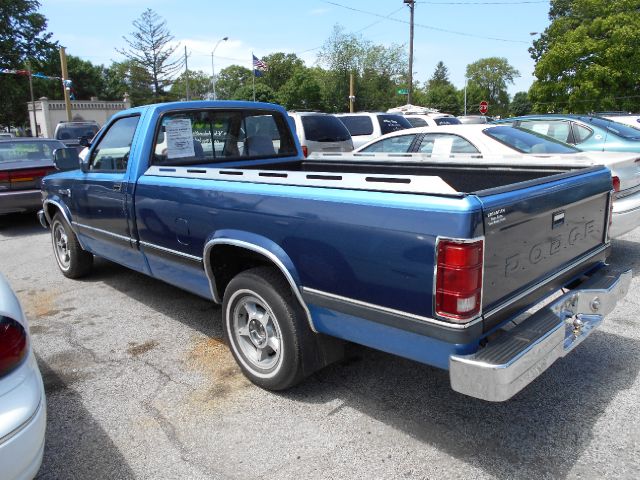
[54,121,100,152]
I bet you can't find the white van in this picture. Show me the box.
[288,112,353,157]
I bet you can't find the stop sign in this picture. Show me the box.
[479,101,488,115]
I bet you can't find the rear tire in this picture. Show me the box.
[222,267,307,391]
[51,212,93,278]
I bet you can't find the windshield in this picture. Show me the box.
[56,125,99,140]
[579,116,640,140]
[301,115,351,142]
[0,141,63,162]
[484,126,581,154]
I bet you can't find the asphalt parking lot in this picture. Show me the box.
[1,212,640,480]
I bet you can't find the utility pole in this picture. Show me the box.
[404,0,415,105]
[349,72,355,113]
[184,46,190,101]
[25,60,37,136]
[59,47,72,122]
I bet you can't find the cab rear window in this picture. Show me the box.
[152,109,298,165]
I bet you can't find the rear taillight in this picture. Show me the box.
[0,171,9,182]
[301,145,309,157]
[0,316,28,377]
[612,176,620,193]
[8,167,54,183]
[435,238,484,322]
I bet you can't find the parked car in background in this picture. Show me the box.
[54,121,99,152]
[335,112,412,149]
[404,114,461,127]
[288,112,353,157]
[0,133,16,140]
[352,124,640,238]
[0,273,46,479]
[355,124,580,155]
[0,138,64,215]
[457,115,493,124]
[495,114,640,152]
[599,113,640,130]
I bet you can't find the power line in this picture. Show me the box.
[416,1,547,4]
[323,0,530,44]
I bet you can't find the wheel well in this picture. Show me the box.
[45,202,61,222]
[209,244,280,300]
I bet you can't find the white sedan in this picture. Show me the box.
[0,273,46,479]
[353,124,640,238]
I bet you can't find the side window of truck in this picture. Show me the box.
[152,109,297,166]
[90,115,140,172]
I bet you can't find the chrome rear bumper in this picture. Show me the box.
[449,266,632,401]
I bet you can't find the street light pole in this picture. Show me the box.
[211,36,228,100]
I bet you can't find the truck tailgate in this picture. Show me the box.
[476,167,612,330]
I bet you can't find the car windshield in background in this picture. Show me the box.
[301,115,351,142]
[57,125,99,140]
[484,126,581,154]
[338,116,374,136]
[434,117,461,126]
[377,115,412,135]
[0,141,62,162]
[580,116,640,140]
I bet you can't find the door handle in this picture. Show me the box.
[112,183,122,192]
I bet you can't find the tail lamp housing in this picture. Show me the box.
[0,316,28,377]
[612,176,620,193]
[434,238,484,322]
[301,145,309,158]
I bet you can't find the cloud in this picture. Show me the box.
[309,8,329,16]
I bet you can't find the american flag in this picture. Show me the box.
[253,55,268,72]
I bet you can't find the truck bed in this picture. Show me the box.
[151,155,586,196]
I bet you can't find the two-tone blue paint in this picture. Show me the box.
[40,100,612,372]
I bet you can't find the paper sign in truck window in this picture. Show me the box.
[166,119,196,159]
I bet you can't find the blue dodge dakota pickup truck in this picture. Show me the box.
[38,101,631,401]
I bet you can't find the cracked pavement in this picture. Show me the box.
[1,212,640,480]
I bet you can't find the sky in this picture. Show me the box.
[39,0,552,97]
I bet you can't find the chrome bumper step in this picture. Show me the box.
[449,266,632,402]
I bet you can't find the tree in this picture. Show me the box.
[277,69,322,110]
[170,70,212,100]
[233,83,277,103]
[215,65,253,100]
[260,53,306,92]
[465,57,519,117]
[510,91,532,116]
[423,61,461,114]
[32,52,107,102]
[117,9,183,98]
[0,0,57,127]
[317,25,407,112]
[529,0,640,113]
[428,61,450,88]
[103,60,154,106]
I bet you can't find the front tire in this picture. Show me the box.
[51,212,93,278]
[222,267,307,391]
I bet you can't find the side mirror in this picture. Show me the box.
[53,147,81,171]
